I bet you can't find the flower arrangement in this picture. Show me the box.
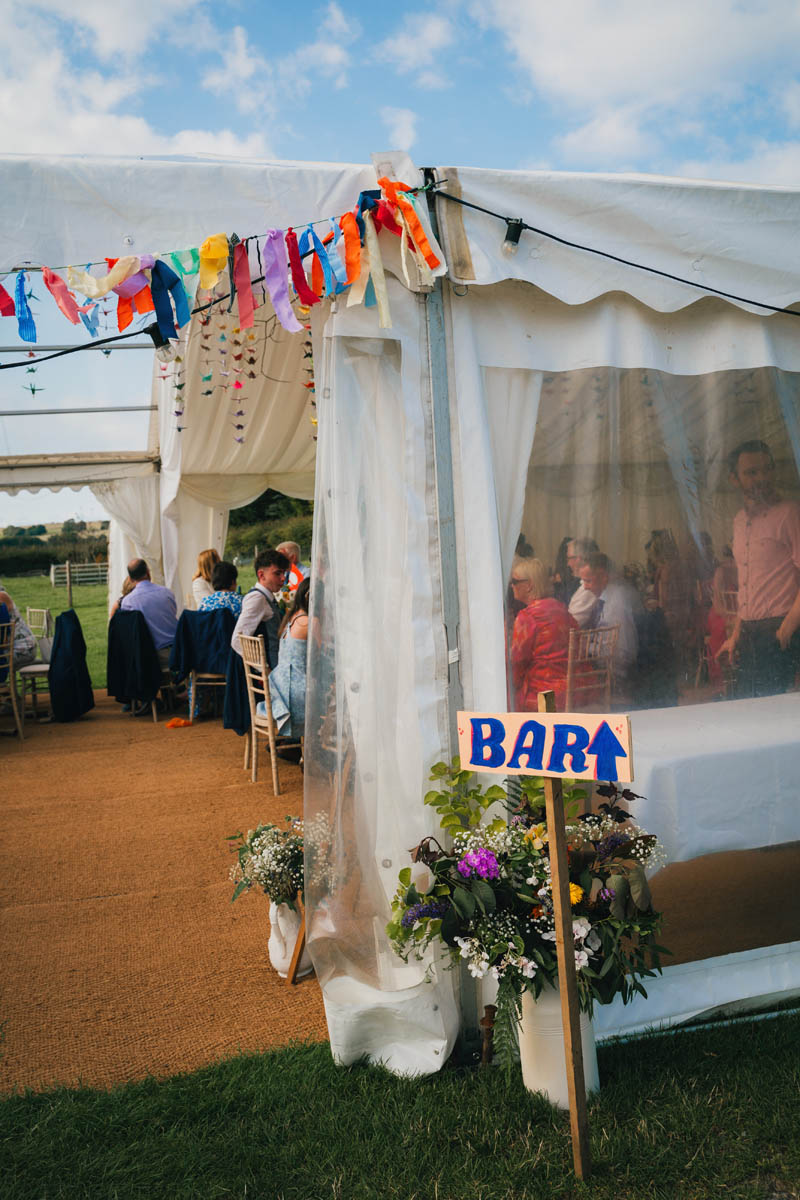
[228,817,304,907]
[387,759,668,1059]
[228,810,336,907]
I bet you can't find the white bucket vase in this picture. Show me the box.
[267,900,313,979]
[518,982,599,1109]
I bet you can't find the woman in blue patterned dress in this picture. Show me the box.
[260,576,309,738]
[192,561,243,717]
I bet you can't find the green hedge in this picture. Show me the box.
[225,516,313,559]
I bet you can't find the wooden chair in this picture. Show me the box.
[0,620,24,741]
[565,624,620,710]
[188,667,226,724]
[239,634,301,793]
[26,607,53,638]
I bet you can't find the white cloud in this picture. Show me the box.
[0,7,273,158]
[678,141,800,187]
[380,106,418,151]
[201,26,276,117]
[782,81,800,129]
[27,0,202,58]
[375,14,454,88]
[476,1,800,168]
[556,107,651,164]
[320,2,361,42]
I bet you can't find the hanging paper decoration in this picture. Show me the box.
[198,233,228,290]
[285,228,321,306]
[68,256,140,299]
[0,283,15,316]
[42,266,80,324]
[232,242,255,330]
[262,229,303,333]
[150,259,191,340]
[15,272,36,342]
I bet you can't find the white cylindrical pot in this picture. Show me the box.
[267,900,313,978]
[519,983,599,1109]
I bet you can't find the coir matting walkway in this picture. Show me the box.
[2,695,798,1093]
[1,694,327,1093]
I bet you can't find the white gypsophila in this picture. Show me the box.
[452,825,513,860]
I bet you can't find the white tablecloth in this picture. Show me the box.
[628,693,800,863]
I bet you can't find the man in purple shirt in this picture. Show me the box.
[119,558,178,670]
[718,441,800,697]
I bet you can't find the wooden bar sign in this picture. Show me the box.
[457,710,633,783]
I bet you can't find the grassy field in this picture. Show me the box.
[1,1012,798,1199]
[2,568,257,689]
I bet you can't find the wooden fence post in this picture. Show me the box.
[65,560,73,610]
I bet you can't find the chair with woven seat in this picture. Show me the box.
[17,607,54,725]
[0,617,24,741]
[565,624,620,711]
[239,633,302,793]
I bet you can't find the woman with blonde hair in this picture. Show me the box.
[509,555,577,710]
[192,548,221,607]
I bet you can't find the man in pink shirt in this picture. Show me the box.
[718,441,800,697]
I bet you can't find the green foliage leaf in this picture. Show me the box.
[398,867,412,888]
[471,878,497,914]
[451,886,476,921]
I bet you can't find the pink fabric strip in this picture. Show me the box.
[42,266,80,324]
[232,243,255,329]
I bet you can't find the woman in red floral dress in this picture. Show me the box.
[510,556,578,710]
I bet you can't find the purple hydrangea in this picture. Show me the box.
[596,833,629,860]
[457,848,500,881]
[598,886,616,902]
[401,900,449,928]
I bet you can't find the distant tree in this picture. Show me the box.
[61,519,77,534]
[228,488,313,528]
[3,524,23,537]
[26,524,47,536]
[75,520,87,532]
[100,521,110,530]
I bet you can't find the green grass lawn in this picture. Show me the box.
[1,1013,798,1199]
[2,568,257,690]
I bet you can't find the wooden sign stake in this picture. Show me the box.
[538,690,591,1179]
[286,891,307,986]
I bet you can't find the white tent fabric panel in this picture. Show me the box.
[92,474,164,600]
[303,279,459,1072]
[436,167,800,315]
[0,154,378,273]
[0,455,156,494]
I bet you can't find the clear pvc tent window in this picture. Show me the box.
[507,365,800,712]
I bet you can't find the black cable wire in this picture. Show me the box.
[433,187,800,318]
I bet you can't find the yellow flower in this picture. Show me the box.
[569,883,584,906]
[524,823,548,850]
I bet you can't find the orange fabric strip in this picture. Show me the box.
[377,176,441,271]
[311,252,324,299]
[339,212,361,284]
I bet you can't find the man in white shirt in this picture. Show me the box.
[579,552,643,681]
[566,538,599,628]
[231,548,290,668]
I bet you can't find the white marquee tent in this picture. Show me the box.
[1,152,799,1071]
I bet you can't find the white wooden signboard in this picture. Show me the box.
[457,710,634,783]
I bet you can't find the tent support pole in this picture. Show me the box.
[423,169,479,1050]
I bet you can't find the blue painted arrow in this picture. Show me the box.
[586,721,628,782]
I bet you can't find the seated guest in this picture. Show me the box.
[199,560,243,618]
[566,538,600,628]
[192,548,221,608]
[0,585,38,667]
[579,552,643,686]
[261,577,310,737]
[109,574,136,620]
[552,535,579,607]
[510,557,577,711]
[231,548,289,669]
[119,558,178,670]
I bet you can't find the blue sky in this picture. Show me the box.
[2,0,800,524]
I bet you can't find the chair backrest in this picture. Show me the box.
[0,618,15,687]
[720,589,738,633]
[565,624,619,710]
[239,634,273,724]
[26,607,53,637]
